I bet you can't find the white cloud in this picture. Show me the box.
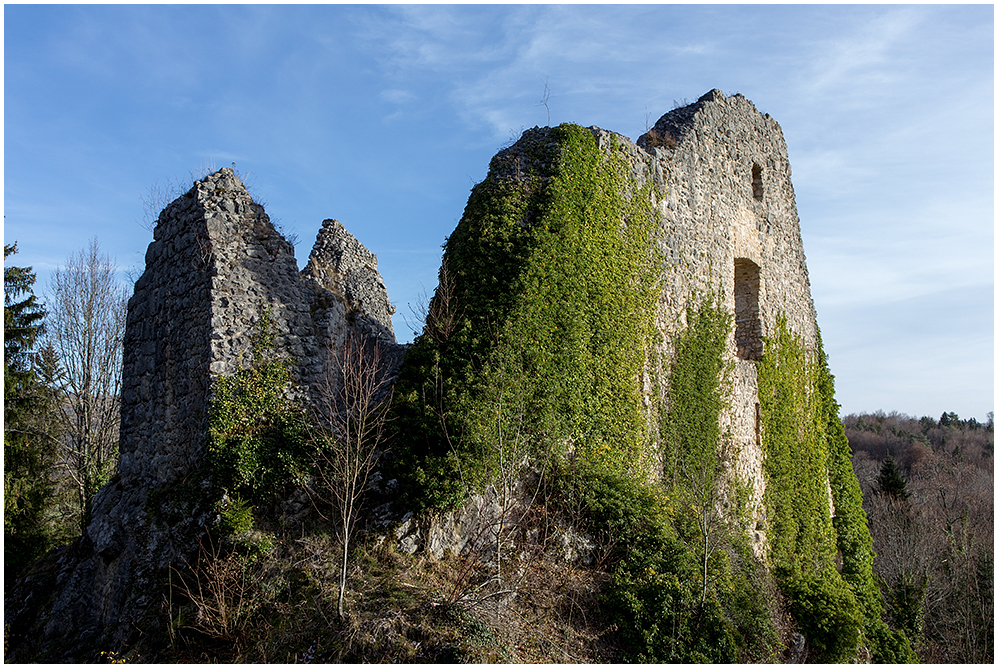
[380,88,415,105]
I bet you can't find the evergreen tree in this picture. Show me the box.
[4,243,61,591]
[876,455,909,501]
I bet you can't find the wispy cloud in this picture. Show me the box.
[4,4,990,417]
[802,8,922,100]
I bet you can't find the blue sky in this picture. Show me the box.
[4,4,993,421]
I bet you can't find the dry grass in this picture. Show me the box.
[644,128,678,150]
[144,489,619,664]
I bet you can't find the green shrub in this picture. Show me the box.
[608,567,737,663]
[716,539,783,662]
[568,469,739,663]
[782,567,863,662]
[206,308,311,503]
[218,493,254,535]
[563,468,679,568]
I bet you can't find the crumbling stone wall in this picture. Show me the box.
[8,91,826,657]
[5,168,401,660]
[301,218,403,400]
[638,89,820,551]
[385,92,822,562]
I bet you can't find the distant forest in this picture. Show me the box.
[845,411,993,663]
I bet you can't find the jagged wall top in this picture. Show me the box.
[302,218,397,346]
[8,93,824,660]
[22,168,402,658]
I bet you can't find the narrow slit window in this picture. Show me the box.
[735,258,762,360]
[751,163,763,201]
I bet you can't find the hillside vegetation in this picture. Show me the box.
[846,411,994,663]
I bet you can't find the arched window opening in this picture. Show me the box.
[735,258,762,360]
[751,163,763,201]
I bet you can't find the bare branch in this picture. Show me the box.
[45,237,128,531]
[424,257,461,343]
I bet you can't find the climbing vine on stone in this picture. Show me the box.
[659,294,733,487]
[757,316,914,662]
[391,124,661,508]
[589,296,779,663]
[206,307,310,503]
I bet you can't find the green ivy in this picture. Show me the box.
[573,297,777,663]
[206,308,310,504]
[758,316,914,662]
[816,331,916,662]
[391,124,661,508]
[659,295,733,488]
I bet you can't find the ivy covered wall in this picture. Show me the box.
[391,124,661,508]
[758,317,915,661]
[385,95,911,662]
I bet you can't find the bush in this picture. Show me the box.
[607,566,738,663]
[218,494,254,535]
[563,470,775,663]
[782,567,863,662]
[206,308,311,503]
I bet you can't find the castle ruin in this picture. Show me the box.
[7,89,833,659]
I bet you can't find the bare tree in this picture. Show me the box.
[171,533,260,646]
[450,345,534,613]
[308,332,393,620]
[867,492,928,639]
[409,257,461,343]
[678,457,727,608]
[537,77,551,126]
[46,238,128,532]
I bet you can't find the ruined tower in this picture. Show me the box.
[8,91,878,662]
[638,89,821,545]
[5,168,401,658]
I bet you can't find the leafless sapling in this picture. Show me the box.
[46,238,128,532]
[308,331,393,619]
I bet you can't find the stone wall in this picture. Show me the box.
[638,89,820,550]
[484,91,821,555]
[384,91,822,562]
[5,168,402,659]
[7,91,826,657]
